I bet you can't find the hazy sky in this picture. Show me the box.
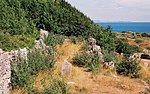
[66,0,150,22]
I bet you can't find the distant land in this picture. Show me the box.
[95,22,150,33]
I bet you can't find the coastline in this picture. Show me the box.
[95,22,150,33]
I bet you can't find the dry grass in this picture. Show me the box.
[116,32,150,50]
[139,59,150,83]
[10,88,25,94]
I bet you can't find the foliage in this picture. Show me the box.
[146,47,150,50]
[11,49,55,88]
[0,0,119,52]
[73,51,101,73]
[134,39,143,43]
[103,50,118,62]
[116,40,140,57]
[44,32,66,47]
[119,38,128,42]
[141,33,150,38]
[116,60,140,78]
[41,79,68,94]
[69,36,83,44]
[0,30,38,51]
[90,26,119,51]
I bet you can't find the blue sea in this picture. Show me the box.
[96,22,150,33]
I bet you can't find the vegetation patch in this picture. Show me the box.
[116,60,140,78]
[11,49,55,89]
[134,39,143,44]
[73,51,102,73]
[116,40,141,57]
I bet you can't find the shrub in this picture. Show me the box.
[44,32,66,47]
[41,79,68,94]
[141,33,150,38]
[146,47,150,50]
[90,26,118,51]
[134,39,143,43]
[119,38,128,43]
[103,50,116,62]
[73,51,101,73]
[69,36,83,44]
[0,30,38,51]
[116,60,140,78]
[116,40,140,57]
[11,49,55,88]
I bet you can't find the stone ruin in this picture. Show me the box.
[86,38,115,70]
[0,29,50,94]
[61,60,72,77]
[40,29,49,40]
[0,50,11,94]
[104,61,115,70]
[86,38,103,60]
[0,48,29,94]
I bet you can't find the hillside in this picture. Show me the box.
[1,0,150,94]
[0,0,104,51]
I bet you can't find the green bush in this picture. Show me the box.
[73,51,101,73]
[41,79,68,94]
[146,47,150,50]
[11,49,55,88]
[116,60,140,78]
[116,40,140,57]
[44,32,66,47]
[141,33,150,38]
[90,26,118,51]
[69,36,83,44]
[119,38,128,43]
[103,50,117,62]
[134,39,143,43]
[0,31,38,51]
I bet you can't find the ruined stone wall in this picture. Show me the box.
[0,50,11,94]
[0,29,49,94]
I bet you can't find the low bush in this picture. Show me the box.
[134,39,143,43]
[103,50,117,62]
[146,47,150,50]
[141,33,150,38]
[73,51,101,73]
[0,31,38,51]
[116,40,140,57]
[11,49,55,88]
[21,78,68,94]
[119,38,128,43]
[44,32,66,47]
[116,60,140,78]
[69,36,83,44]
[41,79,68,94]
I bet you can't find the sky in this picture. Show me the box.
[66,0,150,22]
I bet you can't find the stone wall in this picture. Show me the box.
[0,48,28,94]
[0,29,49,94]
[0,50,11,94]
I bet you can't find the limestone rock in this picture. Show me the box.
[88,38,96,46]
[40,29,48,40]
[104,61,115,70]
[61,60,72,77]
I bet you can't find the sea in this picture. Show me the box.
[96,22,150,33]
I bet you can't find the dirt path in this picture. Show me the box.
[55,40,149,94]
